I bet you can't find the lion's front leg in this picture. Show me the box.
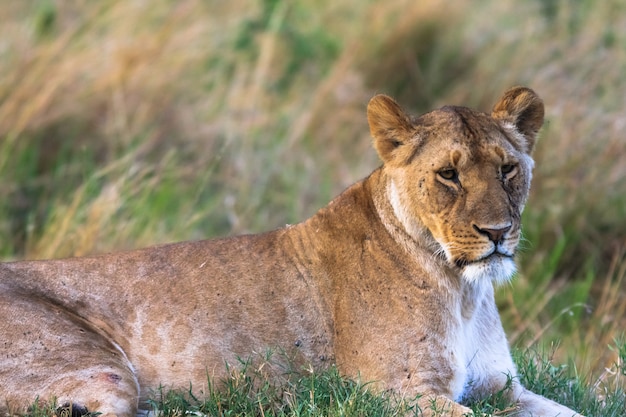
[511,387,584,417]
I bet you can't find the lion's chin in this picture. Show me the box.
[461,255,516,285]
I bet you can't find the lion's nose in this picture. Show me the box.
[473,224,511,243]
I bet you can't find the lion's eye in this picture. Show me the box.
[438,168,458,182]
[501,164,517,179]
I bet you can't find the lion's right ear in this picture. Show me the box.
[367,94,416,165]
[491,86,544,154]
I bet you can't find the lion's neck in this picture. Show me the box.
[370,170,440,261]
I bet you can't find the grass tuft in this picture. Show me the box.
[514,340,626,417]
[146,355,414,417]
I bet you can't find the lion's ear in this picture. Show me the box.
[367,94,416,165]
[491,86,544,154]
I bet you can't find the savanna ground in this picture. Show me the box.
[1,0,625,415]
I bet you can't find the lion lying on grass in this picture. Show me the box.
[0,87,583,416]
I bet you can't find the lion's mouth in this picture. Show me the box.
[454,251,513,269]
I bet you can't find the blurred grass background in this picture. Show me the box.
[0,0,624,390]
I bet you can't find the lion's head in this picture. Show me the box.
[367,87,544,284]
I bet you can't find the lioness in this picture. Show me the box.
[0,87,583,417]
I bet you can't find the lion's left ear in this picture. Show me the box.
[367,94,416,166]
[491,86,544,154]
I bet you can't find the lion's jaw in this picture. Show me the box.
[459,254,517,285]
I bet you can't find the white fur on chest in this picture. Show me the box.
[447,280,517,401]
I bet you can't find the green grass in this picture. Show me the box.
[1,0,626,414]
[20,344,626,416]
[147,361,410,417]
[115,345,626,416]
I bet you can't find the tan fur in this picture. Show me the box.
[0,87,583,417]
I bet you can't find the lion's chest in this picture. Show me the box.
[446,281,514,401]
[448,316,480,400]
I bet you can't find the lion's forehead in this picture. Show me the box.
[420,105,501,136]
[417,107,522,161]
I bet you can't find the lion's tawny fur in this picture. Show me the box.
[0,87,583,417]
